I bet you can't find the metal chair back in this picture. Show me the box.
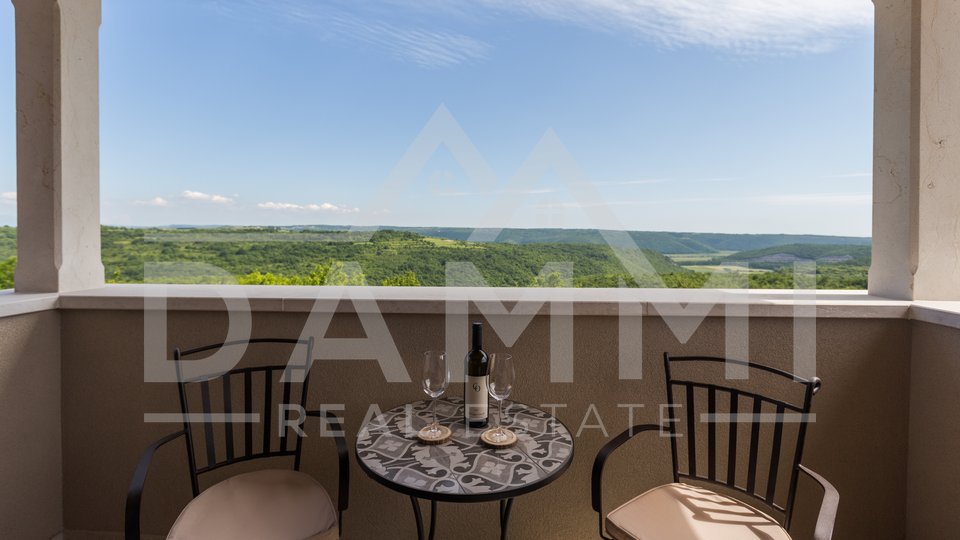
[663,353,821,528]
[174,337,314,496]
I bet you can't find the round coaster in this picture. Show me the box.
[480,427,518,448]
[417,424,452,445]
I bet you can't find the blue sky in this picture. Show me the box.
[0,0,874,235]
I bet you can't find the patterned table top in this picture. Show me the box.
[356,397,574,502]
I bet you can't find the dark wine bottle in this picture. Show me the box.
[464,322,489,428]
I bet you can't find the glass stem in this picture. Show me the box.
[432,397,438,428]
[498,398,504,434]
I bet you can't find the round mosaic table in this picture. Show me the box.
[356,397,574,540]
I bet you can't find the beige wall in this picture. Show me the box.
[0,310,63,539]
[907,321,960,539]
[58,309,912,539]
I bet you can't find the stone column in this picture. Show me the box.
[911,0,960,300]
[13,0,104,293]
[870,0,960,300]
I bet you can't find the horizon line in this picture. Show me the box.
[80,223,872,240]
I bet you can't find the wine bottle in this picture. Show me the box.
[464,322,489,428]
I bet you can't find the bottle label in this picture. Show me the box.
[465,375,488,420]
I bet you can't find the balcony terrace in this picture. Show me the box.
[2,1,960,539]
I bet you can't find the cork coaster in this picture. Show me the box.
[417,424,452,445]
[480,427,518,448]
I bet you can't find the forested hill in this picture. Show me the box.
[294,225,870,254]
[0,226,870,289]
[712,243,872,269]
[96,227,687,286]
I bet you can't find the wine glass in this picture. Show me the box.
[487,353,515,442]
[421,351,449,437]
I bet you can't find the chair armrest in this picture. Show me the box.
[591,424,664,539]
[125,430,187,540]
[306,411,350,517]
[798,464,839,540]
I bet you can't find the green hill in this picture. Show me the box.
[0,225,871,261]
[98,226,687,286]
[0,227,870,290]
[295,225,870,254]
[715,243,872,269]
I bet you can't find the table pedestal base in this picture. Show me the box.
[409,497,514,540]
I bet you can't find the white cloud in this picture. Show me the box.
[235,0,490,68]
[534,191,871,209]
[447,0,871,54]
[1,192,15,204]
[346,19,490,68]
[135,197,169,207]
[227,0,870,70]
[182,190,234,204]
[258,201,360,213]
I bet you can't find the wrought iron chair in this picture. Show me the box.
[125,338,349,540]
[592,353,838,540]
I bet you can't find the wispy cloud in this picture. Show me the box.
[591,178,668,186]
[219,0,869,71]
[182,190,234,204]
[229,0,490,68]
[472,0,872,54]
[437,187,558,196]
[535,191,870,209]
[1,192,15,204]
[695,177,739,183]
[135,197,169,207]
[258,201,360,213]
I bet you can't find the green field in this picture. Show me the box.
[681,264,770,274]
[667,252,772,275]
[0,226,870,290]
[665,251,736,263]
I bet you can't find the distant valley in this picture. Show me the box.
[288,225,871,254]
[0,225,870,289]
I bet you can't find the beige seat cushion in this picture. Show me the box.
[606,483,791,540]
[167,469,338,540]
